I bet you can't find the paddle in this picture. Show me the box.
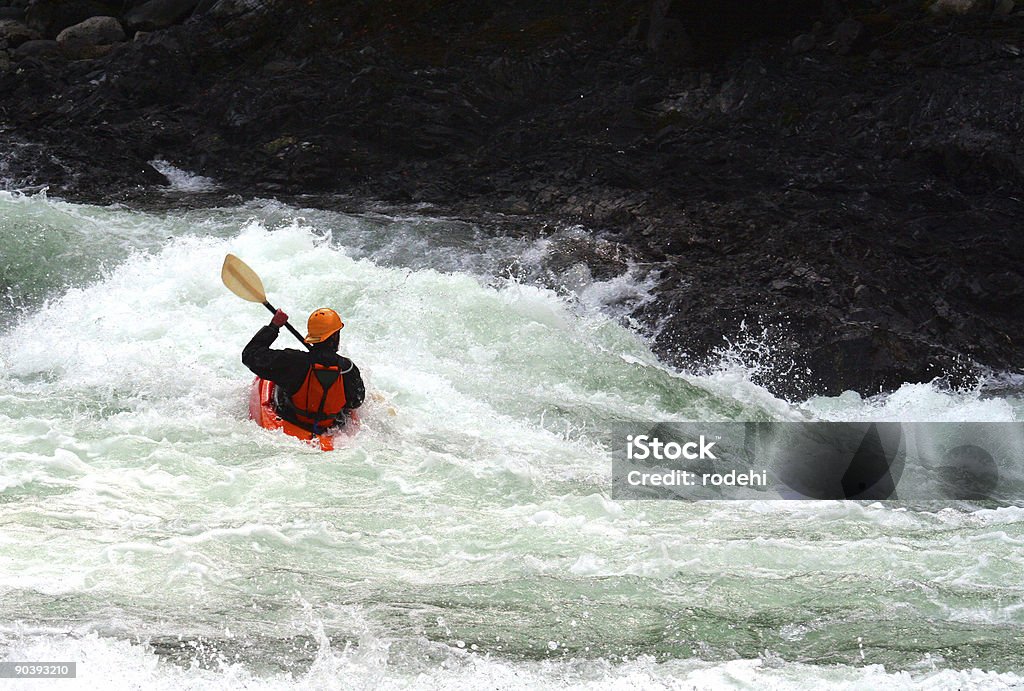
[221,254,310,350]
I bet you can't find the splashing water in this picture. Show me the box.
[1,191,1022,689]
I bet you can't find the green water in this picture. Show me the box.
[0,191,1022,690]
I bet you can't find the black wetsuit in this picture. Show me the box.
[242,325,365,426]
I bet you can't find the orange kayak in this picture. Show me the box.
[247,377,359,451]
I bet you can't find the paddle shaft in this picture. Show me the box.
[261,301,311,350]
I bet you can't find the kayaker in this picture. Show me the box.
[242,307,365,433]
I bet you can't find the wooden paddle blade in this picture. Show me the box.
[221,254,267,303]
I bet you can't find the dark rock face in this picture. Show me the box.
[123,0,199,32]
[0,0,1022,398]
[56,15,124,59]
[0,18,38,47]
[24,0,122,38]
[12,37,60,59]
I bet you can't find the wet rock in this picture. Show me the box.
[830,18,863,54]
[12,37,60,59]
[0,19,38,48]
[24,0,120,38]
[791,33,816,53]
[993,0,1016,14]
[56,16,123,59]
[200,0,273,19]
[805,325,976,395]
[123,0,199,32]
[261,58,302,75]
[0,8,27,22]
[929,0,990,14]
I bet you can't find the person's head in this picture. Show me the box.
[304,308,343,352]
[312,331,340,353]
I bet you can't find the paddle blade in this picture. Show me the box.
[221,254,267,303]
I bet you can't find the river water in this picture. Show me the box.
[1,190,1022,689]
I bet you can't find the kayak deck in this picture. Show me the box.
[247,377,358,451]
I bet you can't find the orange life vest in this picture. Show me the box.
[290,362,348,433]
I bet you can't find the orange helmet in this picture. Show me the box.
[304,308,344,344]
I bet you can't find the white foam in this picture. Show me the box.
[2,198,1023,688]
[2,633,1022,690]
[149,160,219,192]
[802,381,1019,422]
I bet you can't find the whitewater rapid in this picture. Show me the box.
[0,191,1022,689]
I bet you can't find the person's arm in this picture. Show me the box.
[340,357,365,409]
[242,324,296,384]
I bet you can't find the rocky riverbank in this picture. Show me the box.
[1,0,1022,397]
